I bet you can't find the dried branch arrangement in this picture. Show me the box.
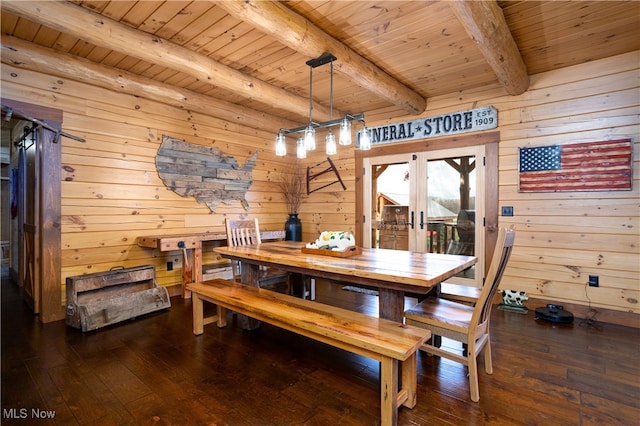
[277,163,305,214]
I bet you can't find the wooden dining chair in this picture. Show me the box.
[225,218,291,294]
[404,226,515,402]
[302,276,316,301]
[439,228,481,304]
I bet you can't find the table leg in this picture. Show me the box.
[378,288,405,322]
[240,262,261,330]
[181,248,193,299]
[194,245,203,282]
[181,244,203,299]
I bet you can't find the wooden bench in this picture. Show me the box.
[187,279,431,426]
[438,282,481,304]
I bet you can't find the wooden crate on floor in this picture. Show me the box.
[65,265,170,332]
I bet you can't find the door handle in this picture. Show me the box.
[410,211,415,229]
[420,211,425,229]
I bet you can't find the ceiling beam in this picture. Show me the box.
[450,0,529,95]
[0,35,299,133]
[1,0,340,122]
[213,0,426,116]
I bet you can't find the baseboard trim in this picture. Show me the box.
[167,284,183,298]
[527,296,640,329]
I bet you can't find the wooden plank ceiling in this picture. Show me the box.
[1,1,639,128]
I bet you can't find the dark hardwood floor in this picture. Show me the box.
[2,274,639,425]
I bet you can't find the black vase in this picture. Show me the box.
[285,213,302,241]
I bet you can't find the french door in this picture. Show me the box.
[362,145,485,287]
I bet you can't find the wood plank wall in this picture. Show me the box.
[303,51,639,323]
[1,63,297,294]
[493,51,639,321]
[1,50,638,324]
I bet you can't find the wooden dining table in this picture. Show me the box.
[214,240,477,323]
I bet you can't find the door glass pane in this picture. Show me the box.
[427,156,476,279]
[372,162,410,250]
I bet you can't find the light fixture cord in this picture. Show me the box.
[308,64,313,124]
[329,60,333,121]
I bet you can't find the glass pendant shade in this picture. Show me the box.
[275,132,286,156]
[325,130,337,155]
[339,117,352,145]
[359,126,372,150]
[304,125,316,151]
[296,137,307,159]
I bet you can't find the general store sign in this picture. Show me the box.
[364,106,497,147]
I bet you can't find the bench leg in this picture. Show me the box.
[400,353,418,408]
[380,357,399,426]
[217,305,227,328]
[192,292,204,335]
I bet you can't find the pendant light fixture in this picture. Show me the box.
[275,53,368,157]
[304,61,316,153]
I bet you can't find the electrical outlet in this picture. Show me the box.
[501,206,514,216]
[588,275,599,287]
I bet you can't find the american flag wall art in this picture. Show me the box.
[518,139,633,192]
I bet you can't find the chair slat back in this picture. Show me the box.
[470,226,516,328]
[225,218,262,279]
[226,218,262,247]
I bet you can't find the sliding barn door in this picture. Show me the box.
[2,100,63,323]
[18,125,40,313]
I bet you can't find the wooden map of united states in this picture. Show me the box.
[155,135,257,211]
